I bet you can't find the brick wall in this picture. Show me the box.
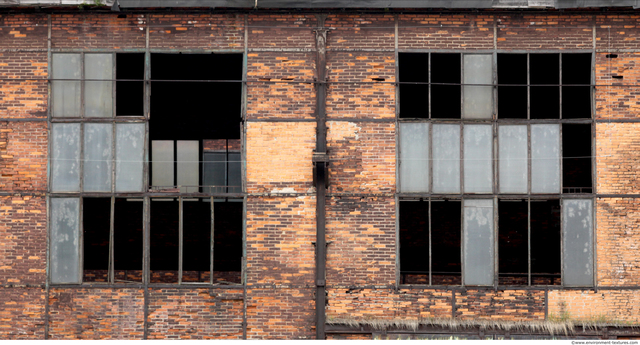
[548,290,640,322]
[0,288,45,339]
[596,123,640,194]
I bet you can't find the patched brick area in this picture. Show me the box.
[455,290,545,321]
[399,14,494,50]
[0,52,47,118]
[0,122,47,192]
[548,290,640,322]
[596,123,640,194]
[246,288,315,339]
[51,14,146,50]
[596,53,640,119]
[48,289,144,339]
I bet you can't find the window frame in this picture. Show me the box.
[396,50,597,288]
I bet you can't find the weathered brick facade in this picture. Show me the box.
[1,3,640,340]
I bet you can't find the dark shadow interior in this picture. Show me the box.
[498,54,528,119]
[431,53,461,119]
[498,200,528,285]
[530,199,561,285]
[530,54,560,119]
[430,200,461,284]
[399,53,428,118]
[83,198,111,282]
[562,53,592,119]
[113,198,144,282]
[399,200,429,283]
[150,199,180,283]
[116,53,145,116]
[563,124,592,193]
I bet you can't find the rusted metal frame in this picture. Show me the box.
[428,198,432,286]
[50,117,146,123]
[527,198,531,286]
[242,198,247,339]
[44,13,52,340]
[559,52,563,120]
[394,15,402,289]
[544,288,549,319]
[211,196,215,285]
[428,52,431,119]
[0,118,47,122]
[527,53,530,121]
[143,196,150,339]
[109,196,115,283]
[591,46,598,290]
[178,197,183,284]
[143,13,150,323]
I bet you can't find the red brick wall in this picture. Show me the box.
[0,288,45,339]
[0,122,47,192]
[149,14,244,50]
[596,53,640,120]
[0,52,47,118]
[399,14,494,50]
[51,14,146,50]
[596,123,640,194]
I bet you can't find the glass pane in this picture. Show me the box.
[228,152,242,194]
[83,124,112,192]
[50,198,80,284]
[151,140,174,188]
[563,199,594,287]
[463,54,493,119]
[499,125,527,193]
[51,123,80,192]
[464,125,492,193]
[115,123,145,192]
[433,124,460,193]
[531,124,560,193]
[52,54,81,117]
[203,153,227,194]
[84,54,113,118]
[177,141,199,193]
[399,123,429,193]
[463,199,494,286]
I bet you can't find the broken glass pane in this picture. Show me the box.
[151,140,174,188]
[399,123,429,192]
[499,125,527,193]
[50,198,80,284]
[563,199,593,287]
[463,54,493,119]
[177,141,199,193]
[433,124,460,193]
[52,54,81,117]
[463,199,494,286]
[115,123,145,192]
[84,54,113,118]
[51,123,81,192]
[464,125,492,193]
[531,124,560,193]
[83,123,112,192]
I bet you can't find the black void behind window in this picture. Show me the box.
[116,53,145,116]
[431,54,461,119]
[498,54,527,119]
[150,53,242,193]
[150,199,180,283]
[82,198,111,282]
[530,200,561,285]
[530,54,560,119]
[400,200,461,285]
[563,124,592,193]
[498,200,528,285]
[562,53,592,119]
[399,53,428,118]
[113,198,143,283]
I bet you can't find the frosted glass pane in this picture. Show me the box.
[115,123,145,192]
[499,125,527,193]
[463,199,494,286]
[563,199,593,287]
[531,124,560,193]
[228,152,242,193]
[83,124,112,192]
[152,140,174,188]
[51,123,80,192]
[433,124,460,193]
[84,54,113,118]
[50,198,80,284]
[177,141,199,193]
[203,152,226,193]
[52,54,81,117]
[463,54,493,119]
[399,123,429,192]
[464,125,492,193]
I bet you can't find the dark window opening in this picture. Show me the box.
[116,53,145,116]
[400,200,461,285]
[530,200,561,285]
[150,53,242,193]
[150,199,242,284]
[398,53,428,119]
[497,54,527,119]
[82,198,111,282]
[563,124,592,193]
[498,200,528,285]
[530,54,560,119]
[431,53,461,119]
[562,54,592,119]
[113,198,143,283]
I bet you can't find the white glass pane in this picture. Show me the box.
[177,141,199,193]
[152,140,174,188]
[83,124,112,192]
[433,124,460,193]
[51,123,80,192]
[203,152,227,194]
[463,199,494,286]
[50,198,80,284]
[499,125,527,193]
[464,125,492,193]
[531,124,560,193]
[399,123,429,193]
[115,123,145,192]
[52,54,81,117]
[228,152,242,193]
[563,199,594,287]
[463,54,493,119]
[84,54,113,118]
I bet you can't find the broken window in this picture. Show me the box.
[398,51,594,287]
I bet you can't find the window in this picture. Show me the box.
[398,52,594,287]
[49,52,244,285]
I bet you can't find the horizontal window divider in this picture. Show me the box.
[47,283,245,289]
[397,119,594,123]
[397,194,593,199]
[50,118,146,122]
[0,118,47,122]
[49,193,247,198]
